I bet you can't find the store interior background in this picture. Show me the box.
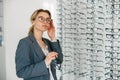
[0,0,57,80]
[0,0,120,80]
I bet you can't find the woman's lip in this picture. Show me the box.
[42,25,47,27]
[42,25,48,28]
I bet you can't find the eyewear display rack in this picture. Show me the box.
[57,0,120,80]
[0,0,3,46]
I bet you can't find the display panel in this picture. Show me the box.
[57,0,120,80]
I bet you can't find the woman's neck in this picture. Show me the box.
[34,30,43,41]
[34,30,46,49]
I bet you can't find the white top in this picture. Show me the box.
[37,40,54,80]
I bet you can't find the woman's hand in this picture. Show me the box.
[45,52,58,66]
[47,20,56,40]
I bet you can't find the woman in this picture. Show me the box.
[15,9,63,80]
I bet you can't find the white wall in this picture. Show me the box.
[0,47,6,80]
[3,0,57,80]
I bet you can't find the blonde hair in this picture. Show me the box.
[28,9,51,35]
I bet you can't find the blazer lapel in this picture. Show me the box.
[42,38,52,52]
[28,33,45,60]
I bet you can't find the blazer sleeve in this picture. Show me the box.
[15,39,48,79]
[50,40,63,64]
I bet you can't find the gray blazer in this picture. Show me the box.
[15,33,63,80]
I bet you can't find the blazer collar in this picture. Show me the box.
[29,33,51,49]
[28,33,51,59]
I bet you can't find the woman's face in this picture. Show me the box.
[33,12,51,32]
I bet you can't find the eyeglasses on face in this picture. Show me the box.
[38,16,51,23]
